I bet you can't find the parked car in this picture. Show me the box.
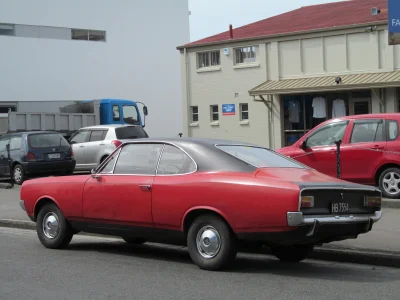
[69,124,148,171]
[19,138,382,271]
[276,113,400,199]
[0,131,75,185]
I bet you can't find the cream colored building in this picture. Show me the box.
[177,0,399,149]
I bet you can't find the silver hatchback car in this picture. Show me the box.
[69,124,148,171]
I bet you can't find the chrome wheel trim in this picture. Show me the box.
[196,225,221,259]
[42,212,60,239]
[14,167,22,183]
[382,172,400,195]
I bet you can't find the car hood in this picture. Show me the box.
[255,168,380,191]
[275,146,295,156]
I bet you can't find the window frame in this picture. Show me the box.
[112,105,121,121]
[234,46,257,64]
[239,103,249,121]
[305,120,349,148]
[69,129,90,144]
[88,129,108,142]
[191,106,199,122]
[94,142,198,176]
[349,119,385,144]
[210,105,219,121]
[197,50,221,69]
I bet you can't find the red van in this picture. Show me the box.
[276,113,400,199]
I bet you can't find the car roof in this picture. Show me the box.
[80,124,141,130]
[1,131,61,137]
[334,113,400,121]
[118,137,275,173]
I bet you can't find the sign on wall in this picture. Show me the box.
[222,104,235,115]
[389,0,400,45]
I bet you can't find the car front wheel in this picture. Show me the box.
[13,164,25,185]
[379,167,400,199]
[187,214,237,271]
[36,203,74,249]
[270,244,314,263]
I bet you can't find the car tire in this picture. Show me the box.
[379,167,400,199]
[270,244,314,263]
[187,214,237,271]
[36,203,74,249]
[13,164,25,185]
[122,237,147,244]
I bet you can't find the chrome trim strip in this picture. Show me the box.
[287,210,382,227]
[155,144,166,176]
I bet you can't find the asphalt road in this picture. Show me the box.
[1,227,399,300]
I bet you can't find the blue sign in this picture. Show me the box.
[222,104,235,116]
[389,0,400,33]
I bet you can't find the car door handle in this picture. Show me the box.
[79,145,84,148]
[99,143,105,146]
[139,185,151,191]
[372,145,384,150]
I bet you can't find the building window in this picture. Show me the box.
[197,51,220,68]
[72,29,106,42]
[0,24,15,36]
[210,105,219,121]
[191,106,198,122]
[240,103,249,120]
[235,46,256,64]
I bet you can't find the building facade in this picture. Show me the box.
[0,0,190,137]
[178,0,399,149]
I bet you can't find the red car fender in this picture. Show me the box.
[33,195,62,218]
[180,206,233,232]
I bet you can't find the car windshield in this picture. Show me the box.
[115,126,149,139]
[217,145,306,169]
[28,133,70,148]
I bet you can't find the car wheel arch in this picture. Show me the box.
[182,207,234,237]
[375,163,400,185]
[33,197,61,222]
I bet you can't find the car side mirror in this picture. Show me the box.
[70,140,76,145]
[143,106,148,116]
[300,140,307,150]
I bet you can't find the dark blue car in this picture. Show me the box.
[0,131,76,185]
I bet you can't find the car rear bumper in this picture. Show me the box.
[21,160,76,174]
[287,210,382,226]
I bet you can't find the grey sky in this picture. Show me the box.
[188,0,343,41]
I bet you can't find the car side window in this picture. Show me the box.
[89,130,107,142]
[350,120,384,144]
[99,150,120,174]
[10,137,22,150]
[306,121,348,147]
[112,105,120,121]
[113,143,163,175]
[0,138,10,152]
[386,120,399,141]
[157,144,196,175]
[70,130,89,144]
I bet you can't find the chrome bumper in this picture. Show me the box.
[287,210,383,227]
[19,200,26,211]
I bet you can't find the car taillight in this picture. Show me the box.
[27,152,36,162]
[300,196,314,208]
[364,196,381,208]
[112,140,122,148]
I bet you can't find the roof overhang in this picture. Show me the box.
[249,71,400,96]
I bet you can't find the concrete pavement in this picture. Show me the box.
[1,226,399,300]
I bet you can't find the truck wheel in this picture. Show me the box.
[379,167,400,199]
[13,164,25,185]
[36,203,74,249]
[270,244,314,263]
[187,214,237,271]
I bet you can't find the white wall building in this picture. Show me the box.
[0,0,190,137]
[178,0,400,149]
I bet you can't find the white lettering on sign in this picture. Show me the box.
[392,19,400,27]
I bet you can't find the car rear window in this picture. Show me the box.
[115,126,148,139]
[28,133,70,148]
[216,145,306,169]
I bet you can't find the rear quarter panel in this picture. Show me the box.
[20,175,89,220]
[151,172,300,233]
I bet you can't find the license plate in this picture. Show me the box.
[331,202,349,213]
[48,153,61,159]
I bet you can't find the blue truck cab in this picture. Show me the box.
[79,98,148,127]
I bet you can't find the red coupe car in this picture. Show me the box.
[20,138,382,271]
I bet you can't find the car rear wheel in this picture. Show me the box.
[187,214,237,271]
[13,164,25,185]
[379,167,400,199]
[122,237,147,244]
[36,203,73,249]
[270,244,314,263]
